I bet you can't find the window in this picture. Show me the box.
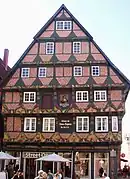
[92,66,100,76]
[74,66,82,76]
[76,91,88,102]
[95,116,108,132]
[73,42,81,53]
[38,67,46,77]
[112,116,118,132]
[94,91,107,101]
[56,21,72,30]
[43,118,55,132]
[76,116,89,132]
[46,42,54,54]
[23,92,36,103]
[21,68,30,78]
[24,117,36,132]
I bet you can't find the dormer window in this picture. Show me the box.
[56,21,72,30]
[21,68,30,78]
[46,42,54,54]
[92,66,100,76]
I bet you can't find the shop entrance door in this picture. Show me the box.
[25,158,36,179]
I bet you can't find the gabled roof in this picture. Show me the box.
[1,4,130,87]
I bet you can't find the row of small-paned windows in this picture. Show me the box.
[23,91,107,103]
[24,116,118,132]
[46,42,81,54]
[21,66,100,78]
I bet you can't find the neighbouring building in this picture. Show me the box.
[0,49,10,149]
[1,4,130,179]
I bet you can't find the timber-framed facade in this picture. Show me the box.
[1,4,130,179]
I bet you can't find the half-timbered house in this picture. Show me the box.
[1,5,130,179]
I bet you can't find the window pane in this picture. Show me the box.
[102,118,107,130]
[31,119,36,130]
[83,92,88,101]
[50,119,55,131]
[25,93,29,101]
[101,92,106,100]
[57,21,64,30]
[30,93,35,101]
[44,119,49,131]
[97,118,101,130]
[77,92,82,101]
[83,118,88,130]
[95,92,100,100]
[64,21,71,30]
[78,118,82,131]
[26,119,30,130]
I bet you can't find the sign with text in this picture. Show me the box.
[58,118,73,133]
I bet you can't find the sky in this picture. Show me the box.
[0,0,130,158]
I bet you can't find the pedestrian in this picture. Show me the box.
[47,170,53,179]
[34,170,47,179]
[104,173,110,179]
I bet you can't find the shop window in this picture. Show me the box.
[94,153,109,178]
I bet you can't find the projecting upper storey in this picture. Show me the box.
[2,4,130,92]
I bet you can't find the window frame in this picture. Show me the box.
[94,90,107,101]
[112,116,118,132]
[76,116,89,132]
[21,68,30,78]
[76,91,88,102]
[46,42,54,54]
[42,117,55,132]
[95,116,108,132]
[74,66,82,76]
[92,66,100,76]
[23,92,36,103]
[56,21,72,30]
[38,67,47,77]
[24,117,36,132]
[73,42,81,54]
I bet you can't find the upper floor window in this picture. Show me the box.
[38,67,46,77]
[43,117,55,132]
[74,66,82,76]
[95,116,108,132]
[76,91,88,102]
[21,68,30,78]
[73,42,81,53]
[92,66,100,76]
[24,117,36,132]
[112,116,118,132]
[46,42,54,54]
[94,91,107,101]
[56,21,72,30]
[76,116,89,132]
[23,92,36,103]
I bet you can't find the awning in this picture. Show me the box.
[120,158,128,162]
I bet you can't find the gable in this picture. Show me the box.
[2,4,130,89]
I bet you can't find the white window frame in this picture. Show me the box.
[23,92,36,103]
[24,117,36,132]
[94,90,107,101]
[38,67,46,77]
[56,21,72,30]
[92,66,100,76]
[95,116,108,132]
[21,68,30,78]
[76,116,89,132]
[74,66,82,76]
[73,42,81,53]
[76,91,88,102]
[112,116,118,132]
[43,117,55,132]
[46,42,54,54]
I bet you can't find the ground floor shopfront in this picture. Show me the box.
[4,144,119,179]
